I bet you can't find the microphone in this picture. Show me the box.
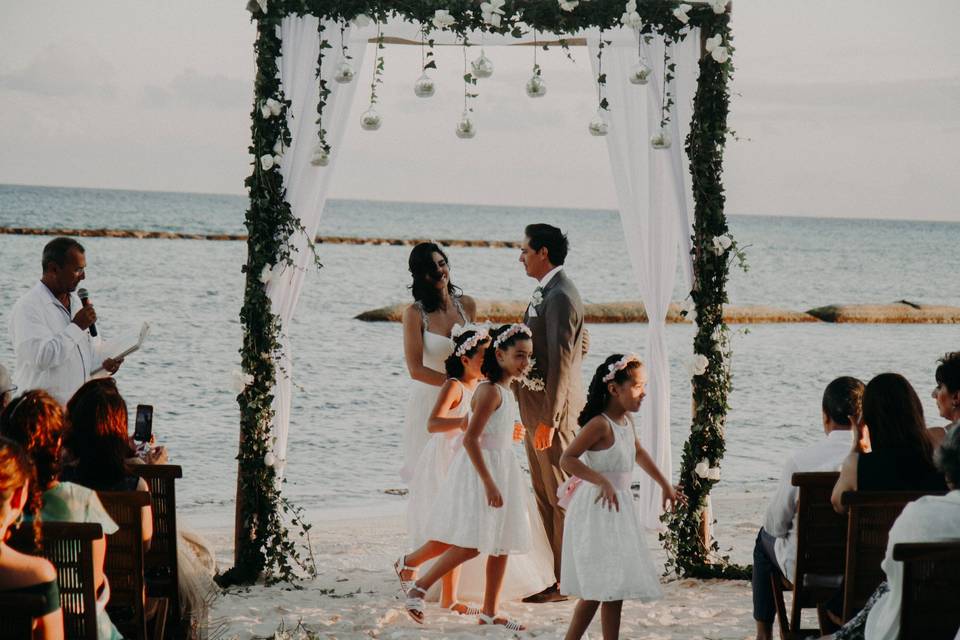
[77,288,98,337]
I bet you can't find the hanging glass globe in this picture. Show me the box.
[334,59,355,84]
[413,72,435,98]
[588,109,609,137]
[471,51,495,79]
[629,60,653,85]
[455,110,476,139]
[310,145,330,166]
[650,128,672,149]
[360,107,382,131]
[525,74,547,98]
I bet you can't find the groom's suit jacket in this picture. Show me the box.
[516,269,586,436]
[515,269,586,579]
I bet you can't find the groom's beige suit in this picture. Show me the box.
[516,268,585,581]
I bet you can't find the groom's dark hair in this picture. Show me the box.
[525,223,568,266]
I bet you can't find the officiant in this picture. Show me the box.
[8,237,123,406]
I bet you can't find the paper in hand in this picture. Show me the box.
[91,322,150,375]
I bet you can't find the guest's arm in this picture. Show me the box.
[402,305,446,386]
[427,380,469,433]
[462,384,502,508]
[831,452,859,514]
[763,455,800,538]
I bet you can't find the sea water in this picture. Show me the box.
[0,184,957,521]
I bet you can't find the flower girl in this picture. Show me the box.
[559,354,677,640]
[398,326,490,616]
[401,323,537,631]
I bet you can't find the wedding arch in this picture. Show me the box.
[225,0,741,585]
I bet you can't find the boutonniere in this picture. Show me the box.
[530,287,544,307]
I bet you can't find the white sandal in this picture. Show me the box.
[404,585,427,624]
[448,601,481,615]
[393,554,417,594]
[478,612,525,631]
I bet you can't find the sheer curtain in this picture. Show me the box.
[589,29,699,528]
[266,16,368,476]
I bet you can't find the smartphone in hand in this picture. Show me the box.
[134,404,154,443]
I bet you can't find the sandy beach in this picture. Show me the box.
[206,490,773,639]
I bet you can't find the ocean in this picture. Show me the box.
[0,183,957,523]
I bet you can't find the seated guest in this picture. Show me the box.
[752,377,864,640]
[930,351,960,447]
[62,378,153,549]
[0,436,64,640]
[829,419,960,639]
[832,372,948,513]
[0,390,121,640]
[0,364,15,412]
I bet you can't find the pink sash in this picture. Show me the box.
[556,471,631,508]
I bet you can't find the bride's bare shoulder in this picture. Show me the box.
[459,295,478,319]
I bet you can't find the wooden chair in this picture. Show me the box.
[99,490,168,640]
[894,540,960,639]
[135,464,184,632]
[771,471,846,639]
[0,592,50,640]
[8,521,102,640]
[840,490,944,621]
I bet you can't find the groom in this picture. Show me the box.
[515,223,586,603]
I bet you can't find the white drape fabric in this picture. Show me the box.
[588,29,699,528]
[267,16,368,476]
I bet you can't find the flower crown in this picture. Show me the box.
[602,353,642,383]
[493,323,532,349]
[451,323,491,357]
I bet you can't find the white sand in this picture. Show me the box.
[206,490,770,639]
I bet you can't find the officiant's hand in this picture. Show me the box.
[534,423,555,451]
[102,357,124,375]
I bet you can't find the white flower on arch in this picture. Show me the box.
[558,0,580,12]
[673,3,692,24]
[432,9,455,30]
[480,0,506,27]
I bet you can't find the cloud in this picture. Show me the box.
[141,69,249,109]
[0,44,115,97]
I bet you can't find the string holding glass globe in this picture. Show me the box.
[650,128,672,149]
[629,59,653,85]
[360,107,382,131]
[588,109,609,137]
[413,72,435,98]
[455,110,476,139]
[333,58,355,84]
[525,74,547,98]
[471,50,495,79]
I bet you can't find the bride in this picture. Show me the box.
[399,243,554,604]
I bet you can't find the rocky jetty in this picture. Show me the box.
[806,301,960,323]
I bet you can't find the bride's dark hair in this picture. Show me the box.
[408,242,462,313]
[444,330,490,379]
[579,354,643,427]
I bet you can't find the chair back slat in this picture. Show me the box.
[8,521,102,640]
[841,490,945,621]
[98,490,151,640]
[134,464,182,619]
[793,472,847,580]
[0,592,48,639]
[895,541,960,639]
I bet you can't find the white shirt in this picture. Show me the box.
[864,490,960,640]
[538,265,564,289]
[9,281,104,405]
[763,428,853,579]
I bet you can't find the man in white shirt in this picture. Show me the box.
[9,237,122,406]
[752,376,864,640]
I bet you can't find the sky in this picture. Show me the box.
[0,1,958,221]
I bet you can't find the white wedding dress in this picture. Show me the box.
[399,300,466,483]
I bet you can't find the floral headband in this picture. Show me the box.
[452,324,491,357]
[493,323,532,349]
[602,353,642,383]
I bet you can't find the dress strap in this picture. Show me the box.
[413,301,429,330]
[453,297,468,323]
